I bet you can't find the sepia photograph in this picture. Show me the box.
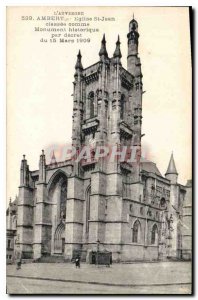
[6,6,192,294]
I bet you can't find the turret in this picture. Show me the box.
[39,150,46,183]
[127,16,141,77]
[127,17,143,147]
[72,50,84,158]
[165,153,178,184]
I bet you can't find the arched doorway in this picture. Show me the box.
[54,221,65,254]
[48,170,67,255]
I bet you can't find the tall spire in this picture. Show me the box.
[113,35,122,59]
[75,50,83,70]
[165,152,178,175]
[99,34,108,59]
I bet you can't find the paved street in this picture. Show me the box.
[7,261,192,294]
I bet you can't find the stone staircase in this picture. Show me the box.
[36,255,66,263]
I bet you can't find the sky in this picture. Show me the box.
[7,6,192,203]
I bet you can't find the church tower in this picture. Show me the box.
[67,17,145,261]
[127,17,143,149]
[71,17,143,175]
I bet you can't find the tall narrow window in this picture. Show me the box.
[86,186,91,234]
[120,94,125,120]
[89,92,95,118]
[160,197,166,208]
[60,181,67,220]
[8,239,11,249]
[151,224,158,245]
[132,220,141,243]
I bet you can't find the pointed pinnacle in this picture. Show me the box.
[113,35,122,58]
[77,50,82,57]
[52,150,55,159]
[50,150,57,165]
[75,50,83,70]
[165,153,178,175]
[99,34,108,57]
[133,13,134,20]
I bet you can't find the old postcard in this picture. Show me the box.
[6,6,192,294]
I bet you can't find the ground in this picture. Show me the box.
[6,261,192,295]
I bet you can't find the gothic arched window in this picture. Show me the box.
[88,92,95,119]
[132,220,141,243]
[120,94,125,120]
[151,224,158,245]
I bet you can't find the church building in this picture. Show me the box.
[7,17,192,262]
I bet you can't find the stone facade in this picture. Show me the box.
[7,17,192,262]
[181,180,192,260]
[6,197,17,262]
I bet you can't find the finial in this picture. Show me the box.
[133,13,134,19]
[9,197,11,204]
[102,34,106,43]
[23,154,25,160]
[42,149,44,155]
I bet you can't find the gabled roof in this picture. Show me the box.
[141,160,162,177]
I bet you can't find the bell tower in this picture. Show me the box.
[127,17,143,148]
[127,17,139,75]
